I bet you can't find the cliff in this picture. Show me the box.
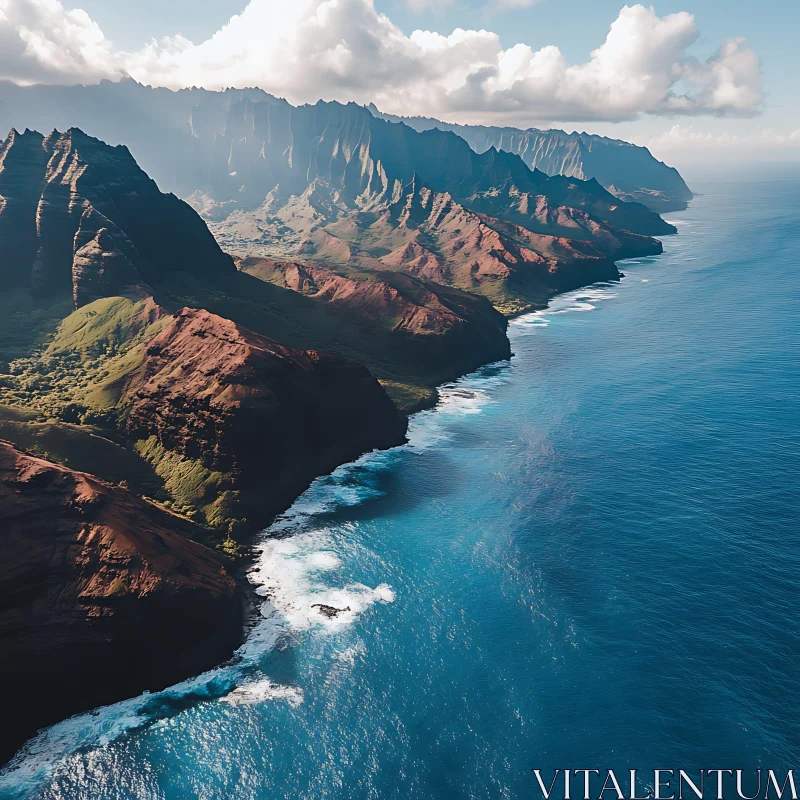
[182,96,673,240]
[367,105,693,214]
[0,440,243,765]
[0,79,690,216]
[0,86,673,314]
[0,295,410,532]
[122,307,408,528]
[0,128,410,531]
[0,127,235,306]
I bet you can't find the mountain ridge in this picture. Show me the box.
[366,103,693,213]
[0,127,235,306]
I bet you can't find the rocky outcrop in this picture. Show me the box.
[123,308,408,525]
[71,207,152,306]
[0,440,243,765]
[380,183,629,307]
[367,104,693,213]
[238,257,511,372]
[0,127,235,307]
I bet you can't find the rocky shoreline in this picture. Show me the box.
[0,442,245,765]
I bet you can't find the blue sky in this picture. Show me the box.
[17,0,800,165]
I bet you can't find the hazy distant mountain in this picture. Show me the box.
[0,80,672,312]
[177,91,670,311]
[366,104,693,213]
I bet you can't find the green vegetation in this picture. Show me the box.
[0,405,163,492]
[0,294,166,420]
[0,294,222,529]
[0,277,466,538]
[133,436,234,527]
[48,295,162,353]
[0,294,254,538]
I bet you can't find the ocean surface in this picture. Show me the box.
[2,170,799,799]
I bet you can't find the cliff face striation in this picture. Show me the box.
[181,96,673,239]
[367,105,693,214]
[0,440,243,765]
[0,127,235,307]
[0,79,690,214]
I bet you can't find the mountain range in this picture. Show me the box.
[0,126,424,760]
[367,104,693,213]
[0,80,676,314]
[0,80,692,214]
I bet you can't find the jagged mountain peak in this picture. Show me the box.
[0,126,234,306]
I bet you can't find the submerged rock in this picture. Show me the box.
[312,604,351,618]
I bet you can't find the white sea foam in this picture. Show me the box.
[435,386,492,415]
[221,680,304,707]
[336,641,367,666]
[0,664,242,796]
[242,528,396,659]
[512,285,620,325]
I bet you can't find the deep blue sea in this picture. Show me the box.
[2,170,799,799]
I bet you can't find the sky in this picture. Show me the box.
[1,0,798,167]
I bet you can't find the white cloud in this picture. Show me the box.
[496,0,546,8]
[0,0,121,84]
[0,0,764,124]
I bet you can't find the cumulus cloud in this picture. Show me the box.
[0,0,121,84]
[0,0,764,124]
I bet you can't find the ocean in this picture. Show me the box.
[2,168,798,799]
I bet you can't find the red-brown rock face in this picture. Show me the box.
[123,308,408,522]
[0,441,243,765]
[238,257,511,375]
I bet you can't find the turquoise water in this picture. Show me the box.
[2,170,799,799]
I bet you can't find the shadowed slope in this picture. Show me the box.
[0,440,243,765]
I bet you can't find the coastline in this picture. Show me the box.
[0,246,668,795]
[0,229,668,784]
